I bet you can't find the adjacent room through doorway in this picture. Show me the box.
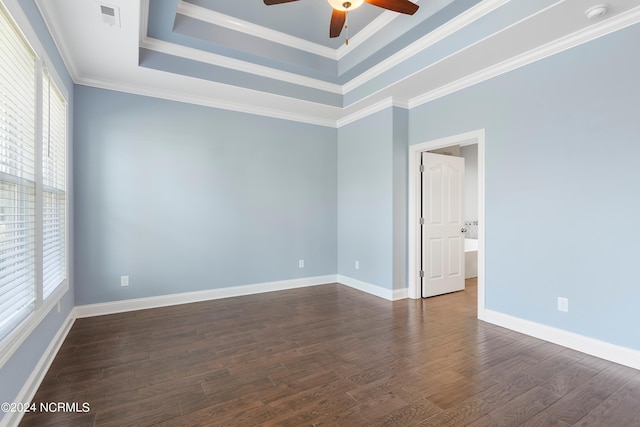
[407,129,486,320]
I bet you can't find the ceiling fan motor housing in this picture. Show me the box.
[264,0,419,40]
[328,0,364,11]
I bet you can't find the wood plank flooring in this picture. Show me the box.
[19,279,640,426]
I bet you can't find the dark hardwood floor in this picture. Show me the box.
[20,279,640,426]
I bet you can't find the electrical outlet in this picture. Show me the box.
[121,275,129,287]
[557,297,568,312]
[298,260,304,268]
[355,260,360,270]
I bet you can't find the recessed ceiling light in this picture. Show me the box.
[585,4,608,20]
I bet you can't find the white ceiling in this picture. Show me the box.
[36,0,640,127]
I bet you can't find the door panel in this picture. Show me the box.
[421,152,465,297]
[429,238,443,279]
[448,236,461,276]
[429,164,443,225]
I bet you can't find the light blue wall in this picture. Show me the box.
[461,144,478,222]
[0,0,75,420]
[337,107,408,290]
[338,109,394,287]
[74,86,337,305]
[392,108,409,291]
[410,23,640,350]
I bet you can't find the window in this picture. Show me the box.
[41,70,66,299]
[0,2,67,359]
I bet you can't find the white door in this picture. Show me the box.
[421,152,465,297]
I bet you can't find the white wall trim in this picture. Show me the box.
[342,0,510,94]
[74,77,339,129]
[32,0,79,90]
[140,37,343,95]
[337,96,410,127]
[60,274,408,319]
[1,310,76,427]
[37,0,640,129]
[337,98,393,127]
[176,1,337,60]
[337,275,405,301]
[145,0,508,102]
[408,4,640,109]
[75,275,337,318]
[335,8,409,60]
[135,5,640,128]
[484,310,640,371]
[407,130,486,320]
[392,287,409,300]
[176,0,420,62]
[0,285,69,369]
[5,0,68,98]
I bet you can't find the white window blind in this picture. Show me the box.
[0,2,67,359]
[41,70,66,299]
[0,4,37,342]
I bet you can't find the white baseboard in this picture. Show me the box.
[337,275,406,301]
[484,309,640,371]
[392,287,408,300]
[1,310,76,427]
[75,275,338,318]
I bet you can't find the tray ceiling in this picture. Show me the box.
[36,0,640,126]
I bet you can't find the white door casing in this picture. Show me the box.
[408,129,485,318]
[421,152,465,297]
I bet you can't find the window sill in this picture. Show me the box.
[0,282,69,369]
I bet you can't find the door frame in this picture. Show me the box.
[407,129,486,320]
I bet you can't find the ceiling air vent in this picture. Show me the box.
[99,3,120,27]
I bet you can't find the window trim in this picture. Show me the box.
[0,0,70,369]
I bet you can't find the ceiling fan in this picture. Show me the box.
[263,0,419,44]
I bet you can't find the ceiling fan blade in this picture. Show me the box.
[364,0,419,15]
[330,9,346,38]
[263,0,299,5]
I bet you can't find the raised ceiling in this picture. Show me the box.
[36,0,640,126]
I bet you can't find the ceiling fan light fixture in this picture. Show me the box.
[328,0,365,11]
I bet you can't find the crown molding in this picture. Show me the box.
[141,37,344,95]
[176,0,338,60]
[335,0,426,59]
[393,98,410,109]
[75,76,340,128]
[176,0,417,62]
[142,0,508,99]
[87,0,640,131]
[33,0,81,82]
[335,8,404,60]
[342,0,510,94]
[337,97,394,127]
[408,4,640,109]
[32,0,640,132]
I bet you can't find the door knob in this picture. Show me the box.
[461,228,467,233]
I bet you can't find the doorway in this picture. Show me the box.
[408,129,486,321]
[420,151,466,297]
